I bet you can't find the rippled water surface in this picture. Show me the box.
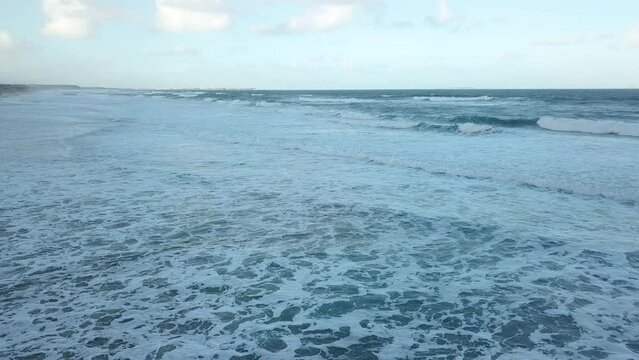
[1,88,638,359]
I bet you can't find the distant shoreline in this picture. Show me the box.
[1,84,637,93]
[0,84,29,96]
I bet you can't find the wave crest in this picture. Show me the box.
[537,117,639,137]
[413,95,494,102]
[298,97,378,104]
[456,123,494,134]
[410,122,494,134]
[449,116,538,127]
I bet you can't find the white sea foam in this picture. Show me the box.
[298,96,378,103]
[254,101,282,107]
[175,91,205,98]
[209,99,252,106]
[375,120,422,129]
[2,88,639,359]
[332,109,376,120]
[456,122,494,134]
[537,116,639,137]
[210,99,282,107]
[412,95,494,102]
[145,91,168,98]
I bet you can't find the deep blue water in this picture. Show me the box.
[1,88,638,359]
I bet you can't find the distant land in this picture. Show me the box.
[0,84,259,94]
[0,84,84,96]
[1,84,637,95]
[0,84,29,95]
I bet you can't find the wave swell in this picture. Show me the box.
[537,117,639,137]
[448,116,538,127]
[413,95,493,102]
[411,122,493,134]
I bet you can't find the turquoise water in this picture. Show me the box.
[1,88,638,359]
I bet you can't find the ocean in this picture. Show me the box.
[1,88,638,359]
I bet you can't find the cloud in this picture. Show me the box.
[427,0,454,27]
[41,0,95,38]
[257,1,365,34]
[156,0,231,32]
[534,34,587,46]
[628,27,639,47]
[0,30,15,52]
[288,2,358,31]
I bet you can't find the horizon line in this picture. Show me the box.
[2,83,639,91]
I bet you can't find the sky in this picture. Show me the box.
[0,0,638,89]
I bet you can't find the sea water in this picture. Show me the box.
[1,88,638,359]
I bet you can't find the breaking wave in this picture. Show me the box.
[413,95,494,102]
[456,123,495,134]
[298,97,378,104]
[537,116,639,137]
[410,122,493,134]
[448,116,538,127]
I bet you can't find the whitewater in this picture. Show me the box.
[1,88,638,359]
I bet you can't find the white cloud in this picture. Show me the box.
[287,3,358,31]
[628,27,639,47]
[428,0,454,26]
[0,30,15,52]
[41,0,94,38]
[258,1,366,34]
[156,0,231,32]
[436,0,453,24]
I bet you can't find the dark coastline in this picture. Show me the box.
[0,84,83,96]
[0,84,28,96]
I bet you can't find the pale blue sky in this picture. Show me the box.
[0,0,638,89]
